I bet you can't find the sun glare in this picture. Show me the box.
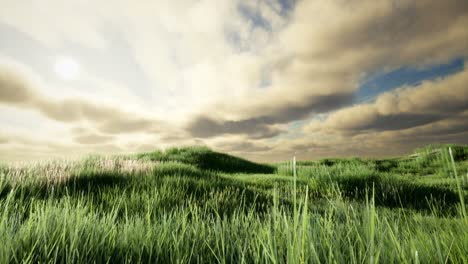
[54,57,80,80]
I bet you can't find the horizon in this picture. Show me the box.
[1,0,468,162]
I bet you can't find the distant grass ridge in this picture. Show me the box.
[137,146,275,174]
[294,144,468,177]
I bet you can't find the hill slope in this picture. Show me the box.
[137,146,275,174]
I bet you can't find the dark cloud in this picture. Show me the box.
[261,92,354,123]
[188,116,283,139]
[426,121,468,137]
[188,92,353,138]
[350,113,444,132]
[392,113,468,139]
[0,67,36,103]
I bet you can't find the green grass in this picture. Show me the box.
[0,145,467,263]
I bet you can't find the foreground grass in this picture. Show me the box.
[0,146,467,263]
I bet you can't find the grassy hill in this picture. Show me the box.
[137,146,275,174]
[0,145,467,263]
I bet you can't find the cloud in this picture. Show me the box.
[279,0,468,67]
[0,62,165,135]
[0,68,36,103]
[187,116,283,139]
[404,112,468,138]
[188,91,353,138]
[305,68,468,134]
[0,130,127,162]
[181,0,468,140]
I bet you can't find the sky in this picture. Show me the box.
[1,0,468,162]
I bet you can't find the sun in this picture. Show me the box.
[54,56,80,80]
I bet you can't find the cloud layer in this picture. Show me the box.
[1,0,467,161]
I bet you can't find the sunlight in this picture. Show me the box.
[54,56,80,80]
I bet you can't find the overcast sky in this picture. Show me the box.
[1,0,468,162]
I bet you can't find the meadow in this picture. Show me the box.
[0,145,467,263]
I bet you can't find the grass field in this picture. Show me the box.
[0,145,467,263]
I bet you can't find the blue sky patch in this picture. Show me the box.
[357,58,464,103]
[238,4,272,31]
[276,0,296,16]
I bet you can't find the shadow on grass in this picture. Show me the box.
[66,171,130,193]
[332,175,463,214]
[1,165,279,219]
[1,171,130,201]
